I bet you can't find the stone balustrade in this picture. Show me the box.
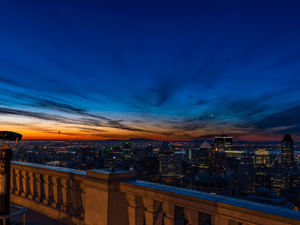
[10,162,300,225]
[11,161,85,225]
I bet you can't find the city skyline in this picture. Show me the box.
[1,1,300,141]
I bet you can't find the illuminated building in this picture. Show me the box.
[287,170,300,188]
[112,145,121,155]
[159,154,182,177]
[255,166,273,190]
[101,148,111,157]
[122,142,132,157]
[142,156,160,174]
[158,142,174,156]
[225,149,245,158]
[239,159,254,193]
[211,148,226,175]
[81,147,96,170]
[282,134,295,171]
[254,149,271,168]
[272,169,286,193]
[214,134,233,152]
[197,141,212,174]
[193,141,226,175]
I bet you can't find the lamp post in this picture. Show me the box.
[0,131,22,224]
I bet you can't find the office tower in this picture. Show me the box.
[112,145,121,155]
[81,147,96,170]
[226,157,240,174]
[239,159,254,193]
[122,142,132,157]
[160,154,182,177]
[197,141,212,174]
[159,142,173,155]
[191,145,200,162]
[272,169,286,193]
[101,148,111,157]
[211,148,227,176]
[287,170,300,188]
[255,166,273,190]
[282,134,295,171]
[254,149,271,168]
[142,156,160,174]
[214,134,233,152]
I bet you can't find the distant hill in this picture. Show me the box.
[128,138,155,142]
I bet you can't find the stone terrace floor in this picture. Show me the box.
[7,203,66,225]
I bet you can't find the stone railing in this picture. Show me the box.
[11,161,85,225]
[11,162,300,225]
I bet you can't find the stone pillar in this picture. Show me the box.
[126,194,144,225]
[83,168,136,225]
[184,208,199,225]
[70,179,82,216]
[61,178,71,212]
[162,203,184,225]
[43,174,53,205]
[143,198,163,225]
[51,176,62,208]
[14,169,22,195]
[28,171,36,200]
[21,170,29,197]
[35,173,42,202]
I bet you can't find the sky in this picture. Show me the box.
[0,1,300,141]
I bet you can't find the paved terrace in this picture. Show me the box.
[9,161,300,225]
[9,203,66,225]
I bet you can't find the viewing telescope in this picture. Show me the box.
[0,131,22,148]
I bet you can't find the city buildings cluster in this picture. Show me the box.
[12,134,300,210]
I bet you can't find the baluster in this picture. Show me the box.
[70,180,82,216]
[184,208,199,225]
[43,174,53,205]
[126,194,144,225]
[14,169,23,195]
[80,182,85,218]
[35,173,42,202]
[143,198,163,225]
[162,203,184,225]
[211,215,236,225]
[10,168,16,193]
[51,176,62,208]
[21,170,29,197]
[61,178,71,212]
[28,171,36,200]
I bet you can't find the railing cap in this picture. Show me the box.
[86,168,136,181]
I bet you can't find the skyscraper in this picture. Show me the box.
[122,142,132,158]
[254,149,271,168]
[282,134,294,171]
[214,134,233,152]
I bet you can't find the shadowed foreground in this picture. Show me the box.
[9,203,66,225]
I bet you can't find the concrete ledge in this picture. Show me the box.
[86,168,136,181]
[11,194,84,225]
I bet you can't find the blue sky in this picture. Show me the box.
[0,1,300,140]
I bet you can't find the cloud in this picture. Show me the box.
[254,105,300,134]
